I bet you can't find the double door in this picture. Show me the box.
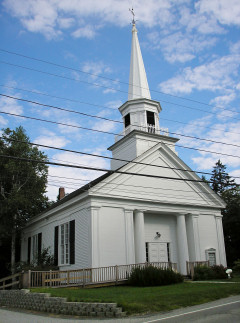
[148,242,168,262]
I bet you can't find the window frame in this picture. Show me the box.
[60,222,70,265]
[205,248,216,266]
[32,234,38,261]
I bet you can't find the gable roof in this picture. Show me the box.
[30,135,225,223]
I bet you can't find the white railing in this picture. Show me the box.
[27,262,177,288]
[115,124,169,142]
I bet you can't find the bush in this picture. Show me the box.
[233,259,240,274]
[128,265,183,287]
[13,247,58,272]
[193,265,227,280]
[211,265,228,279]
[193,265,214,281]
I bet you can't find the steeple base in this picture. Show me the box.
[108,130,179,170]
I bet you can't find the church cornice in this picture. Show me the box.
[108,129,179,151]
[119,98,162,114]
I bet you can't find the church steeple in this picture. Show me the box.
[108,14,177,171]
[128,22,151,100]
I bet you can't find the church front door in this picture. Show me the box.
[148,242,168,262]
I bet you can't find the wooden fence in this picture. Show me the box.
[186,261,210,278]
[0,273,22,290]
[28,261,178,288]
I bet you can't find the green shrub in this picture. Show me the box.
[193,265,227,280]
[233,259,240,274]
[211,265,227,279]
[128,265,183,287]
[193,265,214,281]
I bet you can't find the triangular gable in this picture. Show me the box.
[90,142,225,209]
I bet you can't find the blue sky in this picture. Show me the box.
[0,0,240,200]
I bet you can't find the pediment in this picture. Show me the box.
[90,142,225,208]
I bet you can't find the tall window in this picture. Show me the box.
[60,223,69,265]
[32,234,38,260]
[124,113,131,128]
[146,111,155,125]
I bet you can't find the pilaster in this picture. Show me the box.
[90,207,100,268]
[134,210,146,263]
[215,215,227,266]
[124,209,135,264]
[176,213,189,275]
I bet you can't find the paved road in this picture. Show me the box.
[0,295,240,323]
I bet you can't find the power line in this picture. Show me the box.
[2,84,240,136]
[1,60,240,123]
[2,136,240,179]
[0,48,238,115]
[1,110,240,159]
[0,93,122,124]
[46,176,235,197]
[0,154,217,184]
[1,171,236,200]
[1,95,240,150]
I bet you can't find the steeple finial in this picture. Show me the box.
[129,7,136,25]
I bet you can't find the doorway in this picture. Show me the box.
[147,242,169,262]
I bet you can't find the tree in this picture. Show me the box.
[0,126,50,275]
[210,160,240,266]
[210,160,235,194]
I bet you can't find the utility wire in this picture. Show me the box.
[2,136,240,179]
[1,60,240,123]
[0,48,238,115]
[0,154,219,184]
[1,110,240,159]
[1,84,240,136]
[1,94,240,149]
[0,94,122,124]
[2,93,240,148]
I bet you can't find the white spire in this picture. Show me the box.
[128,23,151,100]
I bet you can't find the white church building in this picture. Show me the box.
[20,22,227,275]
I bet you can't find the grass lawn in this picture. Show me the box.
[31,281,240,315]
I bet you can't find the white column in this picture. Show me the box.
[134,210,146,263]
[192,214,201,261]
[91,207,100,268]
[124,210,135,264]
[215,215,227,266]
[177,214,189,275]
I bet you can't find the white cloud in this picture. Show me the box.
[82,61,111,79]
[210,91,236,107]
[177,118,240,170]
[34,130,70,149]
[71,25,97,39]
[80,61,119,94]
[159,53,240,94]
[0,0,199,40]
[46,150,109,200]
[196,0,240,27]
[0,115,8,126]
[0,94,23,115]
[230,169,240,184]
[106,100,122,110]
[92,119,117,133]
[57,119,82,134]
[149,31,217,63]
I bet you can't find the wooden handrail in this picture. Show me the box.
[0,272,22,290]
[0,272,21,283]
